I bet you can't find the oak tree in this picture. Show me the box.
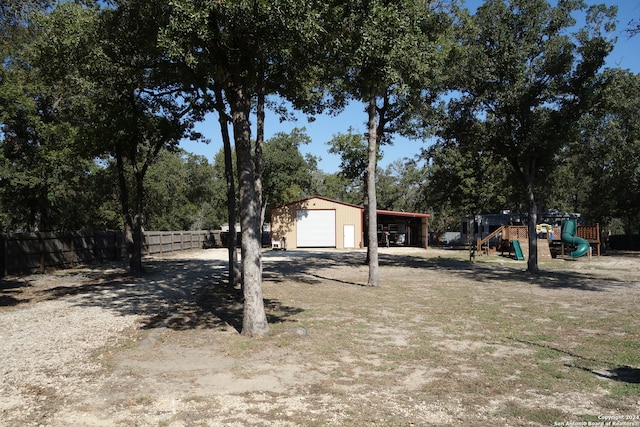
[446,0,616,272]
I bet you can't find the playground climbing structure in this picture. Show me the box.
[472,224,601,260]
[561,219,591,258]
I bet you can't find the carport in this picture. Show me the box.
[374,209,430,249]
[269,196,430,250]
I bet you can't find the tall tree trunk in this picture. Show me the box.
[260,194,268,237]
[130,170,145,274]
[227,83,269,336]
[115,149,138,273]
[214,83,240,287]
[255,81,266,225]
[363,173,370,264]
[131,140,162,274]
[29,201,42,232]
[366,89,379,287]
[365,90,390,264]
[524,157,539,273]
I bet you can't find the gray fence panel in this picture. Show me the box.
[1,230,209,277]
[6,233,41,274]
[161,232,172,254]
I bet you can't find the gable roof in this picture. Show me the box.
[271,195,363,211]
[271,196,430,218]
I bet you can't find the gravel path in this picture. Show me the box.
[1,273,142,425]
[1,249,260,426]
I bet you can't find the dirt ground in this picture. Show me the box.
[1,247,639,426]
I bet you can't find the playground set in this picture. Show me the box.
[472,219,601,261]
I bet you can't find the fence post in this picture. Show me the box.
[142,231,147,256]
[38,232,45,273]
[93,231,97,263]
[114,231,119,261]
[1,233,6,277]
[68,231,74,266]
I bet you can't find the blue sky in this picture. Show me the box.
[179,0,640,173]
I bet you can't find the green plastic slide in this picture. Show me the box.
[561,219,590,258]
[512,240,525,260]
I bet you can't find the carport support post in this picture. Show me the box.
[423,218,429,249]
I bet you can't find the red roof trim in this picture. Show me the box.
[376,209,431,219]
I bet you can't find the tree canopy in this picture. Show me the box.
[329,0,456,285]
[1,0,639,337]
[566,68,640,235]
[443,0,617,272]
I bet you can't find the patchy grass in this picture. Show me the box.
[2,247,638,426]
[247,247,640,425]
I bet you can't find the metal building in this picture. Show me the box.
[269,196,430,250]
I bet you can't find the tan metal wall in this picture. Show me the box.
[270,197,363,249]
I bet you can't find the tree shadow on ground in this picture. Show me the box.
[0,278,32,307]
[263,251,372,287]
[605,250,640,260]
[3,248,637,333]
[382,251,635,292]
[572,365,640,384]
[262,249,635,292]
[451,262,635,292]
[12,256,303,334]
[512,338,640,384]
[263,250,367,286]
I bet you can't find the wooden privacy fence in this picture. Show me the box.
[1,230,209,277]
[143,231,209,255]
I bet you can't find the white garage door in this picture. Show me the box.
[296,209,336,247]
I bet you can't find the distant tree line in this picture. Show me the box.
[1,0,638,334]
